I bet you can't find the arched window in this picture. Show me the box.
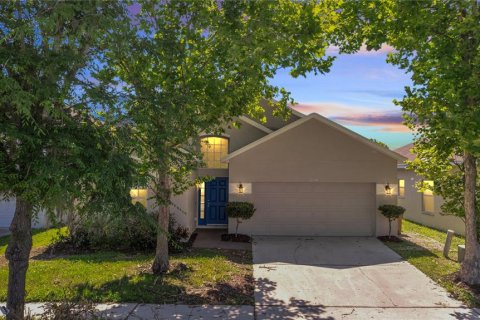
[130,188,148,208]
[200,136,229,169]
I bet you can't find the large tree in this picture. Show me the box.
[335,0,480,284]
[0,2,134,319]
[101,0,337,274]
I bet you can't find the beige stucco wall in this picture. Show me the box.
[229,118,398,183]
[147,117,270,233]
[227,118,399,237]
[224,119,269,153]
[146,184,197,235]
[397,168,465,235]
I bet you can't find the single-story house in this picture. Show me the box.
[1,104,406,237]
[395,143,465,235]
[149,104,405,237]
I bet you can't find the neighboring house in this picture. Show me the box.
[137,102,406,237]
[0,198,48,229]
[395,143,465,235]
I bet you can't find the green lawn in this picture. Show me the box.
[0,230,253,305]
[0,228,67,255]
[402,219,465,254]
[385,220,479,307]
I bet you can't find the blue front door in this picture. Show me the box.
[202,177,228,225]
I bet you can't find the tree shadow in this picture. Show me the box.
[70,270,253,306]
[255,277,334,320]
[450,308,480,320]
[385,236,438,259]
[32,247,252,267]
[27,248,255,306]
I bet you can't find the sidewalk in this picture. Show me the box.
[1,302,479,319]
[0,303,254,319]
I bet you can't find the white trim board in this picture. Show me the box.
[238,116,273,134]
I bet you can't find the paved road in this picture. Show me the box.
[253,236,479,320]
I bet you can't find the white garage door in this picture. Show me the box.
[244,182,376,236]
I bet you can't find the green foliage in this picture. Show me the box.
[93,0,339,268]
[378,204,405,238]
[226,202,256,220]
[334,2,480,275]
[0,0,136,218]
[378,204,405,220]
[96,0,339,209]
[226,201,256,236]
[369,139,389,149]
[0,249,253,305]
[53,208,189,253]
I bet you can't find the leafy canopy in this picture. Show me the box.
[335,0,480,221]
[0,1,136,216]
[98,0,339,205]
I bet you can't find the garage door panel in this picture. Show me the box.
[246,182,375,236]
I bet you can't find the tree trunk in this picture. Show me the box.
[152,173,170,274]
[459,152,480,284]
[235,218,240,237]
[5,197,33,320]
[388,219,392,239]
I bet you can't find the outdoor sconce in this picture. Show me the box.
[384,183,392,196]
[238,183,244,194]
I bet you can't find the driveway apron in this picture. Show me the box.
[252,236,478,320]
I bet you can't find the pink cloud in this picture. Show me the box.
[291,102,411,133]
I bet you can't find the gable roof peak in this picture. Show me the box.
[224,111,406,162]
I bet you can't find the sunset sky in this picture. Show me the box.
[272,46,413,149]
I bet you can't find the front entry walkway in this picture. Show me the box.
[253,236,478,319]
[193,229,251,251]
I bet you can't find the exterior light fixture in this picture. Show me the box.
[384,183,392,196]
[238,183,244,194]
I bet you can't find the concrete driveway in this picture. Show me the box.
[253,236,479,320]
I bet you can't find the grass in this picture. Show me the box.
[402,219,465,252]
[0,228,67,255]
[0,230,253,305]
[384,219,479,307]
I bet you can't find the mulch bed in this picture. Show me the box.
[377,235,403,243]
[221,233,251,243]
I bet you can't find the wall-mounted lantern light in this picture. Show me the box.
[238,183,244,194]
[384,183,392,196]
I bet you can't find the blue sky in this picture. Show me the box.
[271,46,413,149]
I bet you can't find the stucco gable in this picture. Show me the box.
[245,99,304,131]
[225,113,406,163]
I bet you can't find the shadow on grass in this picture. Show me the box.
[384,236,438,259]
[68,270,253,305]
[32,247,252,270]
[29,248,254,305]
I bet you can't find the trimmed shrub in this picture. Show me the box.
[378,204,406,238]
[226,201,256,236]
